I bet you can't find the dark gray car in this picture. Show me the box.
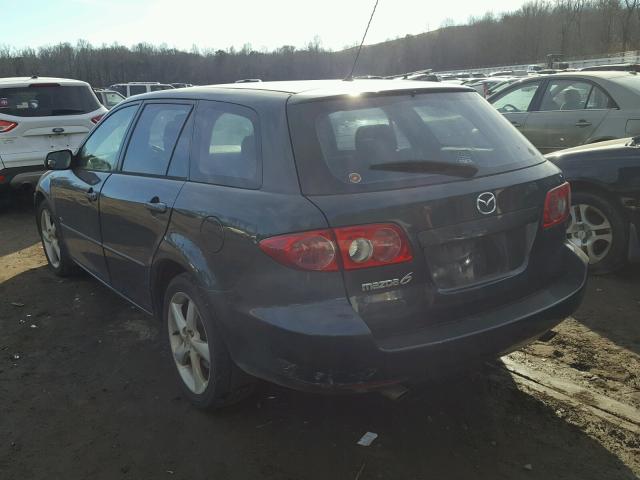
[35,80,588,409]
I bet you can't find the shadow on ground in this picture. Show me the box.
[574,263,640,356]
[1,265,636,480]
[0,195,39,257]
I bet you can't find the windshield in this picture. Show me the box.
[0,85,101,117]
[288,91,545,194]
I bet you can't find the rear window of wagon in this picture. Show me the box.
[0,85,100,117]
[287,91,545,194]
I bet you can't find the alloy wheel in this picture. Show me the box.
[167,292,211,394]
[40,209,61,269]
[566,203,613,264]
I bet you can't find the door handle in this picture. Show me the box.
[145,197,167,213]
[575,120,592,127]
[510,121,522,128]
[85,188,98,202]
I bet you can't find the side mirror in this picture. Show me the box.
[45,150,72,170]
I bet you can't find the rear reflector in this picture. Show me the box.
[543,182,571,229]
[259,223,413,271]
[91,114,104,124]
[0,120,18,133]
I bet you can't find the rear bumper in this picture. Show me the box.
[213,242,588,393]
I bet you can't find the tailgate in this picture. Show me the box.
[306,162,567,338]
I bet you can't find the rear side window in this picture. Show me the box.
[122,103,192,176]
[191,101,260,189]
[288,91,545,194]
[0,85,100,117]
[129,85,147,96]
[104,92,124,108]
[110,85,126,96]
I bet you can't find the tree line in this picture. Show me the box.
[1,0,640,86]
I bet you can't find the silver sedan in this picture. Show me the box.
[488,71,640,153]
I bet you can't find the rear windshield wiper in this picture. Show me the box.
[369,160,478,178]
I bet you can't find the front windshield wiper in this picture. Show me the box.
[369,160,478,178]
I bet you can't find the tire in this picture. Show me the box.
[163,273,254,410]
[566,191,628,274]
[36,200,76,276]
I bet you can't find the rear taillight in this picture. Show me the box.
[543,182,571,229]
[259,223,413,271]
[259,229,338,271]
[0,120,18,133]
[91,114,104,124]
[333,223,412,270]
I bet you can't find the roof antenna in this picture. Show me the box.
[344,0,380,81]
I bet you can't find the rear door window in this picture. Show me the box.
[129,85,147,96]
[539,80,590,111]
[191,101,260,189]
[288,91,544,194]
[167,114,193,179]
[122,103,192,176]
[0,85,100,117]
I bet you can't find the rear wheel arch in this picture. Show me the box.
[34,191,46,208]
[569,180,627,216]
[150,258,189,320]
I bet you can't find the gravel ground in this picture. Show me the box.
[1,200,639,480]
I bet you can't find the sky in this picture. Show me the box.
[4,0,529,52]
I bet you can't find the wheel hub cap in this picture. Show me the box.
[167,292,211,395]
[566,203,613,264]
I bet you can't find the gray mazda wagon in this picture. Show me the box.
[35,80,588,409]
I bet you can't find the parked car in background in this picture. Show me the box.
[465,77,517,98]
[489,71,640,153]
[109,82,174,97]
[35,80,587,409]
[405,73,440,82]
[486,77,521,97]
[581,64,640,73]
[546,137,640,273]
[170,83,194,89]
[93,88,125,110]
[0,76,106,196]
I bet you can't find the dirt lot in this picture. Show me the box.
[1,199,639,480]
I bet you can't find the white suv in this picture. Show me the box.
[0,76,107,193]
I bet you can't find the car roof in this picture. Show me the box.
[0,76,90,88]
[511,70,638,82]
[133,79,473,104]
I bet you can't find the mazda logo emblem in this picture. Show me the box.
[476,192,497,215]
